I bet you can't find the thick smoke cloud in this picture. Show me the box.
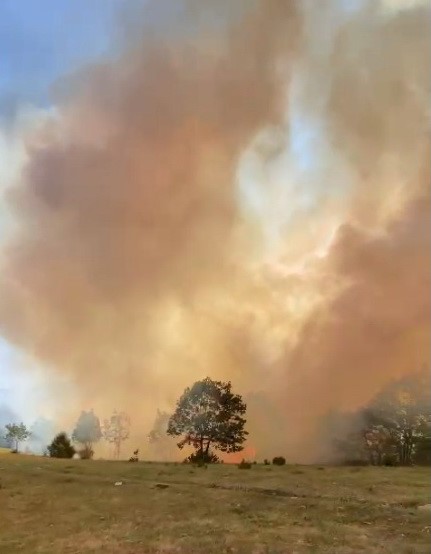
[0,0,302,435]
[0,0,429,460]
[278,190,430,460]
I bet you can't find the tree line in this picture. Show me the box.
[1,377,249,462]
[2,372,430,465]
[1,409,131,459]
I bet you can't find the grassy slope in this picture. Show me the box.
[0,455,430,553]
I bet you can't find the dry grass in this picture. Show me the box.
[0,454,430,553]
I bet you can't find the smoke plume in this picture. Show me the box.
[0,0,429,460]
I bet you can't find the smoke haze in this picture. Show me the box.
[0,0,429,460]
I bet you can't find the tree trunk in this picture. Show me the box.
[405,430,413,465]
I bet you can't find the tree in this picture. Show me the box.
[167,377,248,463]
[415,435,431,465]
[362,421,395,465]
[4,423,31,452]
[364,371,431,465]
[72,410,102,459]
[333,370,431,466]
[103,411,130,459]
[47,432,76,458]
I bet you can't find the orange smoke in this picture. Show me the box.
[227,446,257,465]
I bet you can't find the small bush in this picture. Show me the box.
[238,459,252,469]
[78,446,94,460]
[48,433,75,459]
[264,458,270,465]
[185,450,220,465]
[272,456,286,466]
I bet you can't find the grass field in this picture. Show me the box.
[0,454,430,553]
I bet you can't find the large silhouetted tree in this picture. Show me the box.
[167,377,248,463]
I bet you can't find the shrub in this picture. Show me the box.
[78,445,94,460]
[48,433,75,459]
[238,459,252,469]
[264,458,270,465]
[185,450,220,465]
[272,456,286,466]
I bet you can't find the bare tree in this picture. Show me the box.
[103,411,130,459]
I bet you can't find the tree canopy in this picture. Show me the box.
[167,377,248,462]
[4,422,31,452]
[47,432,76,459]
[334,370,431,465]
[72,410,102,448]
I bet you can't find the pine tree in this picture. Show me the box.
[48,432,76,458]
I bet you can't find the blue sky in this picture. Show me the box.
[0,0,130,124]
